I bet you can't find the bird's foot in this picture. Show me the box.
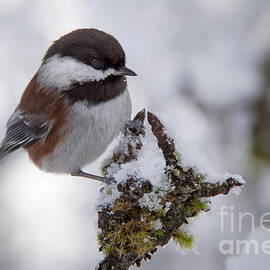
[71,170,115,185]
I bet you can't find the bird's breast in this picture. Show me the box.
[39,90,132,173]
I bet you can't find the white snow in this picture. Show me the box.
[98,113,245,209]
[97,185,121,210]
[98,122,168,209]
[155,219,163,230]
[218,172,245,196]
[112,125,166,185]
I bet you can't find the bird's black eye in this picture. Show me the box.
[90,59,104,70]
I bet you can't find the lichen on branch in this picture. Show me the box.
[96,109,244,270]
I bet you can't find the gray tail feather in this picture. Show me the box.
[0,142,24,161]
[0,147,9,161]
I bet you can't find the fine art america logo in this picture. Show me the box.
[218,205,270,255]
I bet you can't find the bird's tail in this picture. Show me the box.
[0,146,9,161]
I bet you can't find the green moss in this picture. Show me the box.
[155,208,165,217]
[106,187,112,195]
[113,195,129,211]
[195,171,207,182]
[174,151,182,163]
[173,229,194,250]
[171,168,182,178]
[97,232,102,245]
[131,231,146,242]
[98,167,208,259]
[99,213,156,257]
[141,207,155,221]
[130,231,153,253]
[185,196,209,218]
[103,245,114,255]
[154,229,164,237]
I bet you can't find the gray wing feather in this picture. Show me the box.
[0,109,49,159]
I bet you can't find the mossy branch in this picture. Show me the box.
[96,110,243,270]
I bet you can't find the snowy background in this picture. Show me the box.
[1,0,270,269]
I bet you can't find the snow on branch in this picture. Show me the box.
[96,109,244,270]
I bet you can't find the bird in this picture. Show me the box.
[0,28,137,184]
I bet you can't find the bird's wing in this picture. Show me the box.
[0,109,50,159]
[0,74,65,160]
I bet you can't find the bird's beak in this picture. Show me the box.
[116,66,137,76]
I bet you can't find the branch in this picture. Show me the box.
[96,110,243,270]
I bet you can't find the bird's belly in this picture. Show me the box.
[40,91,131,173]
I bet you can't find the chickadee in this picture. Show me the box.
[0,28,137,184]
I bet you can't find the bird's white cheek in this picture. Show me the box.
[37,55,117,90]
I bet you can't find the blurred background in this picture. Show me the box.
[1,0,270,269]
